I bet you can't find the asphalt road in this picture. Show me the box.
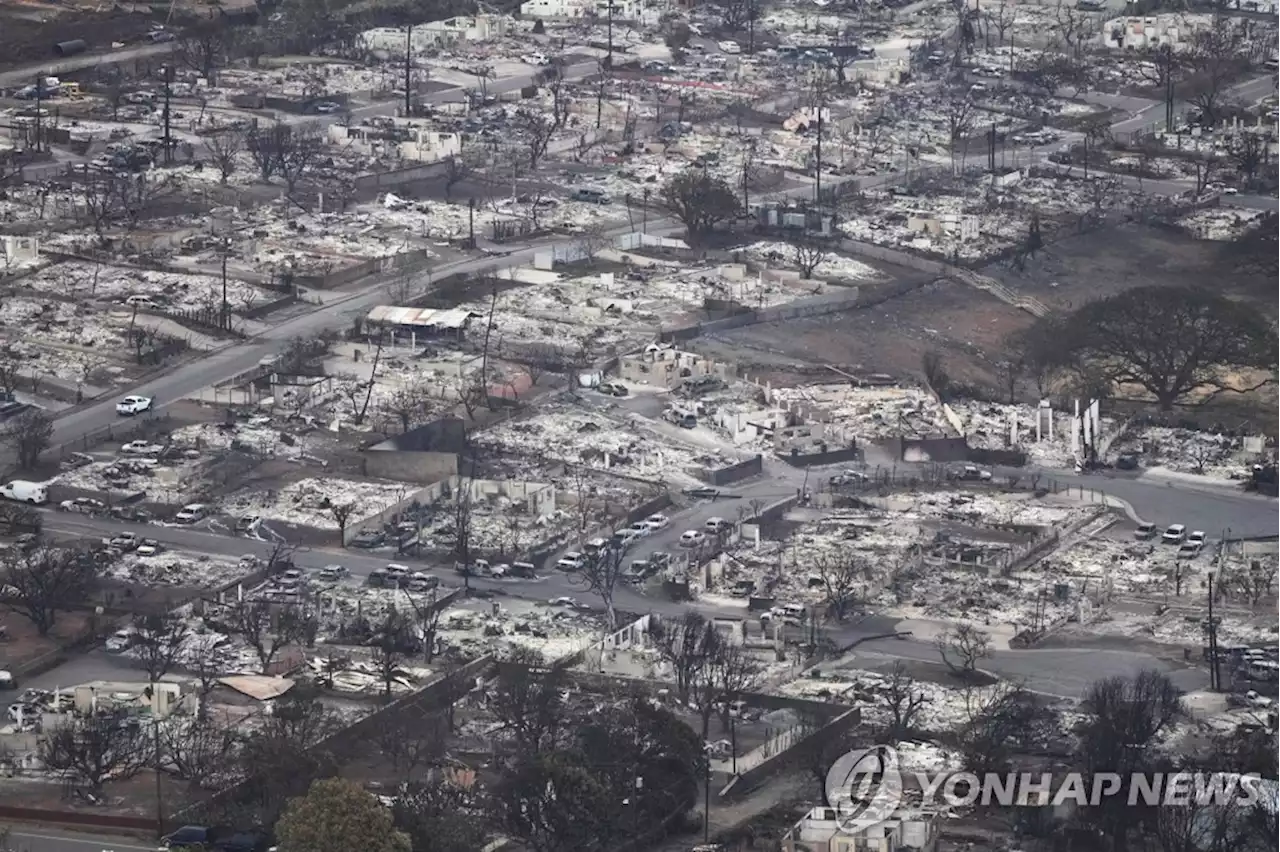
[2,827,159,852]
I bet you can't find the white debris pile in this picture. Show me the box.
[741,242,881,283]
[22,261,271,314]
[58,457,204,503]
[896,740,965,772]
[107,551,249,588]
[0,298,128,351]
[475,405,721,482]
[903,491,1086,528]
[768,384,949,442]
[840,174,1148,261]
[221,477,414,530]
[301,657,433,696]
[948,400,1116,469]
[781,669,1007,735]
[168,421,314,459]
[436,599,602,663]
[1176,208,1267,241]
[1111,426,1262,481]
[250,204,443,261]
[466,302,650,356]
[628,266,811,313]
[1052,536,1188,598]
[1085,610,1277,648]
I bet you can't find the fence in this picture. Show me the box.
[51,412,172,460]
[703,454,764,486]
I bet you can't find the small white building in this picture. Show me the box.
[520,0,651,20]
[1100,14,1208,50]
[781,806,940,852]
[328,124,461,163]
[359,15,511,52]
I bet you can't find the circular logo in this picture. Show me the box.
[825,745,903,832]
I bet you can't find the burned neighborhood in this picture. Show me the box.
[0,0,1276,849]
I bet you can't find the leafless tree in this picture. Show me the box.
[450,478,475,593]
[935,623,992,679]
[813,554,865,620]
[373,712,445,783]
[880,661,927,740]
[788,235,830,279]
[569,544,627,630]
[278,126,326,194]
[489,647,570,757]
[131,612,191,682]
[380,380,437,433]
[473,64,494,97]
[1226,131,1267,185]
[943,88,976,173]
[202,130,244,184]
[369,608,418,701]
[328,502,357,545]
[575,220,613,260]
[1,408,53,469]
[178,21,232,79]
[160,714,238,789]
[402,591,444,663]
[517,111,556,170]
[221,599,310,673]
[958,680,1057,774]
[1052,0,1099,59]
[247,123,286,182]
[1185,18,1249,126]
[649,610,717,702]
[40,711,153,794]
[1,546,100,636]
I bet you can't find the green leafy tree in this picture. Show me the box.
[276,778,410,852]
[1049,285,1275,410]
[659,171,742,244]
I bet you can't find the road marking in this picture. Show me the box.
[9,831,157,850]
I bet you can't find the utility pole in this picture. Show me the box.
[1207,571,1221,691]
[467,197,475,247]
[813,102,823,206]
[606,0,614,70]
[703,753,712,844]
[220,239,229,329]
[162,64,174,166]
[404,25,414,117]
[33,74,43,155]
[641,187,649,233]
[988,123,996,171]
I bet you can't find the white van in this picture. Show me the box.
[571,187,611,204]
[0,480,48,505]
[718,40,741,54]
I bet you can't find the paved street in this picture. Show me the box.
[3,828,158,852]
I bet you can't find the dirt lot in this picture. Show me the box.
[0,3,161,67]
[986,221,1274,314]
[700,276,1030,389]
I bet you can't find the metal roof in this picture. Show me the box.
[366,305,477,329]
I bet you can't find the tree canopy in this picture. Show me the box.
[276,778,410,852]
[659,171,742,244]
[1040,285,1275,410]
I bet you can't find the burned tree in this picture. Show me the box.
[278,125,326,194]
[40,711,153,794]
[202,129,244,184]
[1,408,53,469]
[132,612,192,682]
[569,544,627,630]
[450,478,475,592]
[649,611,718,701]
[490,647,570,757]
[380,381,437,434]
[1,546,100,636]
[222,599,310,673]
[935,623,992,679]
[160,714,238,789]
[813,555,866,621]
[370,609,419,701]
[880,661,927,741]
[789,235,830,279]
[943,87,976,173]
[328,502,357,545]
[247,123,286,182]
[517,111,556,170]
[178,21,232,79]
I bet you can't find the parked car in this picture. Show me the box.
[645,513,670,531]
[704,517,732,534]
[109,532,140,550]
[684,486,721,499]
[105,628,135,652]
[135,540,162,557]
[556,552,586,571]
[1134,522,1157,540]
[59,497,105,514]
[116,395,154,416]
[174,503,208,524]
[1162,524,1187,544]
[350,529,386,548]
[679,529,706,547]
[318,564,349,581]
[236,514,261,532]
[0,480,48,505]
[120,439,163,455]
[628,521,651,539]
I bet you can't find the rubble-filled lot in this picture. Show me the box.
[1109,425,1269,481]
[20,261,272,315]
[841,172,1151,261]
[473,403,733,485]
[950,398,1118,468]
[220,477,415,530]
[435,597,602,661]
[767,383,950,443]
[105,551,250,589]
[1176,208,1269,242]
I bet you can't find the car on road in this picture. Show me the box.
[350,529,385,548]
[313,101,342,114]
[679,529,706,547]
[1134,522,1157,540]
[105,628,135,652]
[596,382,629,397]
[236,514,261,532]
[136,539,162,557]
[318,564,349,581]
[174,503,208,524]
[684,486,721,499]
[59,497,105,514]
[1180,530,1207,556]
[627,521,651,539]
[556,552,586,571]
[121,439,164,455]
[110,532,140,550]
[1162,524,1187,544]
[116,395,154,416]
[644,513,670,531]
[704,517,732,534]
